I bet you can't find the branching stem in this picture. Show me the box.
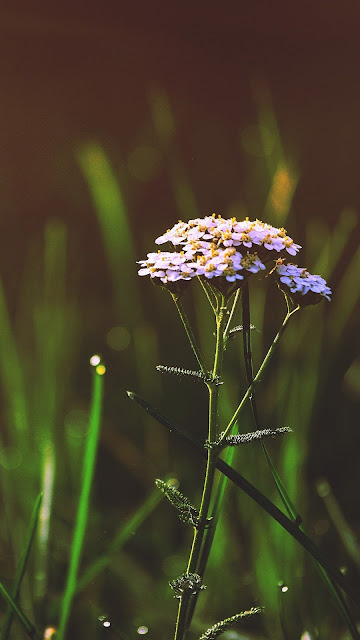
[173,294,227,640]
[173,296,207,374]
[219,304,299,443]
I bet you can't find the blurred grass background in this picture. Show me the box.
[0,2,360,638]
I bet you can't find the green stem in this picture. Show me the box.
[127,390,360,606]
[219,304,299,443]
[1,493,43,640]
[185,290,242,631]
[0,581,41,640]
[197,277,218,315]
[173,296,207,374]
[57,368,104,640]
[185,444,236,630]
[223,288,241,343]
[174,297,227,640]
[242,288,360,639]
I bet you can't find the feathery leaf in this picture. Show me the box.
[155,479,204,527]
[198,607,263,640]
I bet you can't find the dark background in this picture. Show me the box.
[1,2,360,638]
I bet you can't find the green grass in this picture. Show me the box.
[0,92,359,640]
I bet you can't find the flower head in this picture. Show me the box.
[155,214,301,261]
[138,214,301,296]
[137,249,199,296]
[276,263,332,306]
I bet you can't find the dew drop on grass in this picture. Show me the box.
[98,614,111,628]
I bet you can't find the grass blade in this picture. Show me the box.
[0,581,40,640]
[57,367,104,640]
[1,493,42,640]
[76,486,166,592]
[127,390,360,606]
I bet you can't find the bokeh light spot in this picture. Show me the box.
[316,479,330,498]
[106,325,131,351]
[137,626,148,635]
[96,364,106,376]
[0,447,22,470]
[268,165,297,217]
[98,615,111,627]
[90,354,101,366]
[127,146,161,182]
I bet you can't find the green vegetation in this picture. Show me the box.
[0,93,359,640]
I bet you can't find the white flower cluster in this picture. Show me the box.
[276,263,332,304]
[138,214,332,304]
[138,215,301,288]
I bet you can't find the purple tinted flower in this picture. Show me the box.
[276,263,332,306]
[139,215,301,296]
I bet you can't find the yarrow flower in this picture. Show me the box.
[138,214,302,295]
[276,263,332,306]
[155,214,301,259]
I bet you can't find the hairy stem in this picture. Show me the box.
[174,295,227,640]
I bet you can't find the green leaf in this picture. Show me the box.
[1,493,42,640]
[198,607,263,640]
[127,390,360,607]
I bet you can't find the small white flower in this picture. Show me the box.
[155,214,301,261]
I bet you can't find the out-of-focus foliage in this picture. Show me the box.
[0,50,359,638]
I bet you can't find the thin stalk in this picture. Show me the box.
[1,493,43,640]
[127,390,360,606]
[197,277,218,315]
[242,289,360,639]
[57,369,104,640]
[185,444,236,630]
[174,296,227,640]
[0,581,41,640]
[185,283,243,632]
[172,296,207,374]
[223,288,241,343]
[219,305,299,443]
